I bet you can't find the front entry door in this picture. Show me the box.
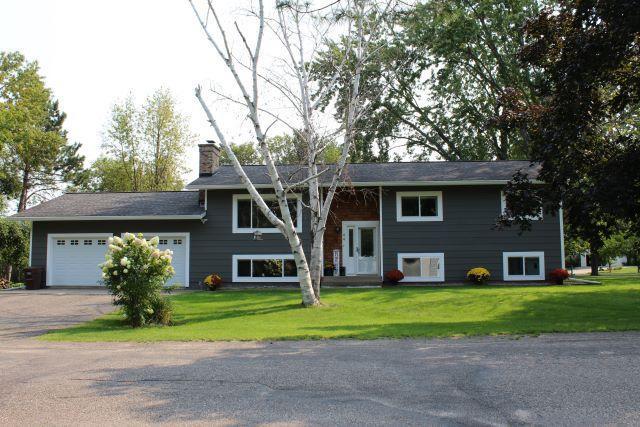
[342,221,379,275]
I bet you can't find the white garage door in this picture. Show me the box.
[154,235,189,287]
[129,233,189,287]
[48,234,111,286]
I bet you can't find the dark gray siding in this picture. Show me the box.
[31,189,310,285]
[380,186,562,281]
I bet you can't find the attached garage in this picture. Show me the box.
[11,191,205,288]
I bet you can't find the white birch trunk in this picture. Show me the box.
[190,0,387,306]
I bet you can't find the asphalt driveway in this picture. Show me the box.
[0,288,113,339]
[1,290,639,426]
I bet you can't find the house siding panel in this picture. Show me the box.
[31,189,310,286]
[381,186,562,281]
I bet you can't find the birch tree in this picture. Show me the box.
[189,0,392,306]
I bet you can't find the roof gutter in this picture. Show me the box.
[186,179,544,190]
[6,213,206,222]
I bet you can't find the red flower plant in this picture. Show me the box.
[549,268,570,285]
[384,269,405,284]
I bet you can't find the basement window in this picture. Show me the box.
[232,255,298,282]
[397,253,445,282]
[503,252,545,281]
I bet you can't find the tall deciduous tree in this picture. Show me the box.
[498,0,640,276]
[190,0,392,306]
[220,135,342,165]
[89,89,193,192]
[0,218,29,281]
[0,51,87,211]
[313,0,545,161]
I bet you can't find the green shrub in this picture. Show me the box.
[100,233,175,327]
[149,296,173,326]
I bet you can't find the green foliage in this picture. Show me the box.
[220,134,342,165]
[0,51,87,211]
[43,275,640,341]
[600,230,639,268]
[312,0,544,161]
[500,1,640,253]
[87,88,193,192]
[0,218,29,280]
[100,233,175,327]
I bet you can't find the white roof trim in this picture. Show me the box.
[186,179,544,190]
[8,214,205,222]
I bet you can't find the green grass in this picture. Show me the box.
[42,273,640,342]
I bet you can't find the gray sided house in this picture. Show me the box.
[12,142,565,287]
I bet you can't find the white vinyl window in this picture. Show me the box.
[397,253,445,282]
[503,251,545,281]
[83,239,93,245]
[159,239,168,245]
[500,192,543,220]
[173,239,182,245]
[232,254,298,282]
[232,194,302,233]
[396,191,443,222]
[70,239,79,246]
[97,239,107,245]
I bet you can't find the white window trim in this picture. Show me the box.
[503,251,545,281]
[397,252,445,282]
[232,194,303,234]
[396,191,443,222]
[232,254,298,283]
[46,233,113,286]
[121,232,190,287]
[500,191,542,220]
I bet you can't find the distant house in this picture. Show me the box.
[11,142,564,287]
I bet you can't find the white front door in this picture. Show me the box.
[342,221,379,275]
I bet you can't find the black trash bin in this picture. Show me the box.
[24,267,45,290]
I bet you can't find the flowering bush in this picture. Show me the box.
[99,233,175,327]
[203,274,223,291]
[467,267,490,284]
[384,269,404,284]
[549,268,570,285]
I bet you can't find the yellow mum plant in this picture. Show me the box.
[467,267,490,284]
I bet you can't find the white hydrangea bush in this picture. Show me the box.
[99,233,175,327]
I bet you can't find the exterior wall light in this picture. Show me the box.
[253,230,263,241]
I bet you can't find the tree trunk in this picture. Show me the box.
[309,237,323,299]
[590,251,600,276]
[288,232,319,306]
[17,167,31,212]
[2,265,12,281]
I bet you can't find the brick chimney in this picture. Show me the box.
[198,140,221,177]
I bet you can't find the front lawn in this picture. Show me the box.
[43,273,640,342]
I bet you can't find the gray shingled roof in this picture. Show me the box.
[187,161,539,187]
[11,191,204,220]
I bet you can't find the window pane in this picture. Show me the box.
[237,259,251,277]
[252,259,282,277]
[348,229,354,257]
[421,257,439,277]
[360,228,374,257]
[287,199,298,227]
[401,196,419,217]
[237,200,251,228]
[508,257,524,276]
[402,258,421,277]
[252,201,275,228]
[283,259,297,277]
[420,197,437,217]
[525,257,540,276]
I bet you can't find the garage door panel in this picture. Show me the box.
[127,233,188,287]
[49,236,110,286]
